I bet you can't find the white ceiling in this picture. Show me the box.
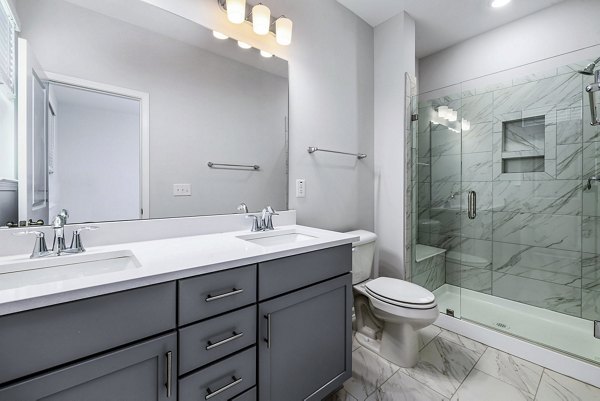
[337,0,568,58]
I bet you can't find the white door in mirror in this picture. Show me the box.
[173,184,192,196]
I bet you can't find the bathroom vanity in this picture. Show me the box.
[0,226,355,401]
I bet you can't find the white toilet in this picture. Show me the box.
[347,230,439,367]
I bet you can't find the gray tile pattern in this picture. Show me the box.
[329,327,600,401]
[413,59,600,322]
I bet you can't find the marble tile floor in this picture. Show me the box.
[325,325,600,401]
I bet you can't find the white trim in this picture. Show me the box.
[43,72,151,220]
[435,313,600,388]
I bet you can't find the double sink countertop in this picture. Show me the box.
[0,225,358,316]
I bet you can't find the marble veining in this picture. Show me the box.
[535,370,600,401]
[399,336,481,398]
[474,348,544,395]
[344,347,399,400]
[333,326,600,401]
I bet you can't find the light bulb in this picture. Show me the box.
[212,31,229,40]
[226,0,246,24]
[438,106,449,119]
[491,0,511,8]
[260,50,273,58]
[252,4,271,36]
[448,110,458,122]
[238,41,252,49]
[276,17,293,46]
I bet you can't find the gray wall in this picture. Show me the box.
[0,181,18,226]
[419,0,600,92]
[17,0,288,218]
[138,0,376,233]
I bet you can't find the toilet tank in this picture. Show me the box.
[346,230,377,285]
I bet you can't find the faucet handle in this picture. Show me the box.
[266,206,279,215]
[246,215,262,232]
[13,231,51,259]
[68,226,99,253]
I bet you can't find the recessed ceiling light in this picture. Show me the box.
[260,50,273,58]
[212,31,229,40]
[491,0,511,8]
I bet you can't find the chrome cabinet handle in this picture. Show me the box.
[264,314,271,349]
[165,351,173,398]
[205,288,244,302]
[467,191,477,220]
[206,331,244,350]
[205,376,243,399]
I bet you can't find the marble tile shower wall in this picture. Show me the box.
[417,61,600,321]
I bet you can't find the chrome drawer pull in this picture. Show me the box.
[205,376,243,399]
[205,288,244,302]
[206,331,244,350]
[165,351,173,398]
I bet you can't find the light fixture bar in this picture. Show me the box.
[217,0,290,39]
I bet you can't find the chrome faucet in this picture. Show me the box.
[261,206,279,231]
[244,205,279,232]
[14,231,51,259]
[237,203,249,213]
[52,209,69,254]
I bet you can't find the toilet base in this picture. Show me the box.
[380,322,419,367]
[354,322,419,368]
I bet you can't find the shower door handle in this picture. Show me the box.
[467,191,477,220]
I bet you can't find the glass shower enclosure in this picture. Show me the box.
[410,56,600,366]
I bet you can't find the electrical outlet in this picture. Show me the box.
[296,179,306,198]
[173,183,192,196]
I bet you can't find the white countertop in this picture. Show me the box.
[0,225,358,316]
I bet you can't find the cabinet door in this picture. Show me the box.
[259,274,352,401]
[0,333,177,401]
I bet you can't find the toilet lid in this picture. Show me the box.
[365,277,435,306]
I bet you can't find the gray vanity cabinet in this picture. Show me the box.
[0,332,177,401]
[258,274,353,401]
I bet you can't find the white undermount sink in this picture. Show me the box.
[237,229,317,247]
[0,250,141,290]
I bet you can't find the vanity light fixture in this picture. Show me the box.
[448,110,458,122]
[491,0,511,8]
[252,4,271,35]
[437,106,450,119]
[238,40,252,49]
[212,31,229,40]
[275,17,293,46]
[226,0,246,24]
[218,0,293,46]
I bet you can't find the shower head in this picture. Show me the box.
[579,57,600,75]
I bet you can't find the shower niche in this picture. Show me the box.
[501,115,546,173]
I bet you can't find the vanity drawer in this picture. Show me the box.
[0,282,176,385]
[258,245,351,300]
[179,346,256,401]
[179,305,257,374]
[178,265,257,326]
[232,387,257,401]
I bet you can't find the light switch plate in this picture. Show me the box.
[173,183,192,196]
[296,179,306,198]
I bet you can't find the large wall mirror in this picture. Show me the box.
[0,0,289,227]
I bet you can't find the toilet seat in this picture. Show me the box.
[365,277,437,310]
